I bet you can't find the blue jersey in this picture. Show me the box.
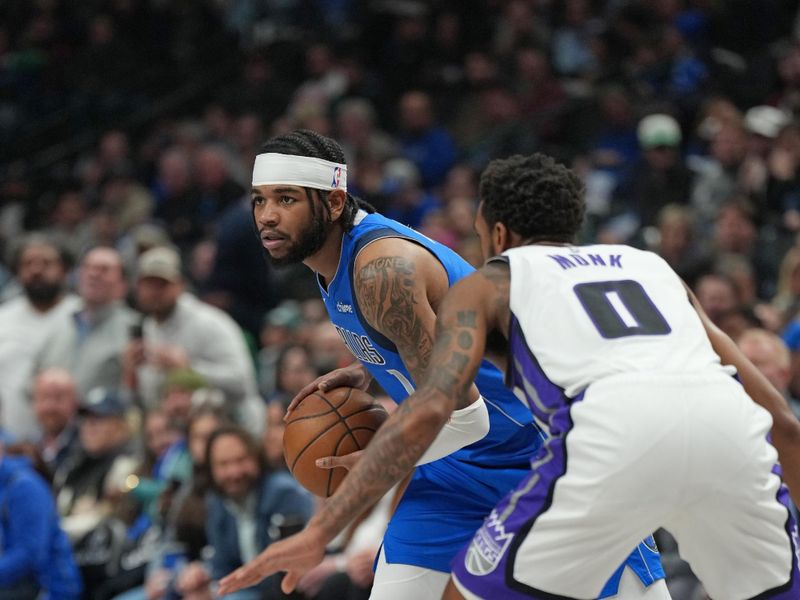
[318,212,543,571]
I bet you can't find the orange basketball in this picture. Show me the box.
[283,386,389,497]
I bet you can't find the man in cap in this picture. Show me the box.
[740,105,792,198]
[605,113,694,243]
[53,386,139,541]
[123,246,264,434]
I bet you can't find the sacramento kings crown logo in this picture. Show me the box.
[464,510,514,576]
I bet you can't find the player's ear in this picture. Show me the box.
[492,221,511,254]
[328,189,347,221]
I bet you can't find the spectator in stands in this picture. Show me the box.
[651,204,711,288]
[127,409,191,522]
[0,441,82,600]
[460,83,539,173]
[0,235,80,440]
[514,45,568,142]
[257,301,302,398]
[152,149,202,251]
[691,119,749,230]
[267,344,317,408]
[126,403,231,600]
[97,167,155,235]
[693,271,760,338]
[611,114,694,234]
[32,368,80,477]
[740,105,792,199]
[37,246,138,396]
[158,368,208,431]
[335,97,398,164]
[550,0,601,78]
[123,246,264,433]
[738,328,800,418]
[396,90,456,189]
[194,144,246,230]
[44,187,96,261]
[709,199,777,299]
[53,387,139,542]
[381,158,441,229]
[175,426,313,600]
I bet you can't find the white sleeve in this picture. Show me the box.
[415,395,490,465]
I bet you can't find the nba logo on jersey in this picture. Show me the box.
[464,510,514,576]
[331,166,342,188]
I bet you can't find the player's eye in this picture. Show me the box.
[279,195,296,205]
[252,196,264,206]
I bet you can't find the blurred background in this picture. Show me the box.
[2,1,800,599]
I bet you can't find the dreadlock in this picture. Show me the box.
[258,129,374,230]
[479,153,585,244]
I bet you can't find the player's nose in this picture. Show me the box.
[256,200,280,226]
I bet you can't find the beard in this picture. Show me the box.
[24,280,63,305]
[265,211,330,267]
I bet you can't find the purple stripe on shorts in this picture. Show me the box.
[756,460,800,599]
[451,402,580,599]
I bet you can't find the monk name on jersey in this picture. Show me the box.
[334,324,386,365]
[548,251,623,270]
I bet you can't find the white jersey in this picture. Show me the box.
[451,243,798,600]
[502,243,730,401]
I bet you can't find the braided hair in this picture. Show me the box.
[258,129,373,230]
[479,153,585,244]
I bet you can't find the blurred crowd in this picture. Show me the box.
[3,1,800,599]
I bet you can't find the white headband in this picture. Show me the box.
[252,153,347,192]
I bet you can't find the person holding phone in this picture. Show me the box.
[122,246,264,434]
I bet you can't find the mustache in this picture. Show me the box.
[259,228,288,239]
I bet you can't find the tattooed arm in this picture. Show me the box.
[217,263,509,596]
[352,238,447,385]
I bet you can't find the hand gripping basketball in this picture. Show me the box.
[283,386,388,497]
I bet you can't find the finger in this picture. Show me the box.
[315,455,339,469]
[219,563,263,595]
[317,376,335,391]
[218,571,245,596]
[281,570,301,594]
[318,368,358,391]
[221,570,258,595]
[217,571,242,596]
[285,380,324,420]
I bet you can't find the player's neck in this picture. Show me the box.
[304,224,346,284]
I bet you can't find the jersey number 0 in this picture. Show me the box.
[573,280,672,339]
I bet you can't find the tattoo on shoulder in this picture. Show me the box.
[355,255,434,379]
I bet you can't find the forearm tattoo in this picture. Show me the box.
[355,256,434,382]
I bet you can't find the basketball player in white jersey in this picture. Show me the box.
[220,153,800,599]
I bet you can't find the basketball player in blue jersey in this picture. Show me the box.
[218,130,668,598]
[221,150,800,600]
